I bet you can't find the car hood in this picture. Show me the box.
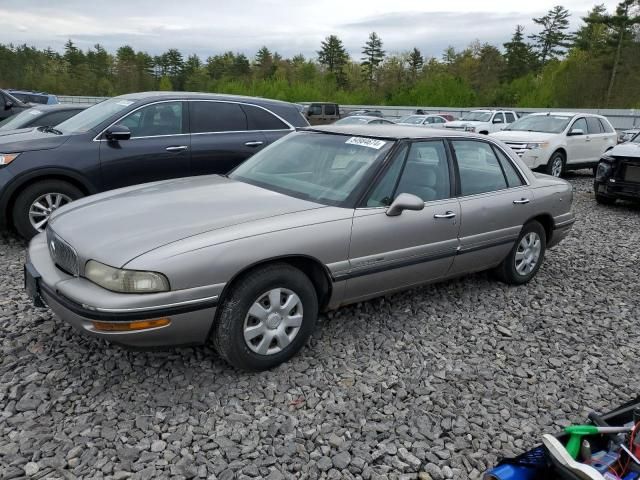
[490,130,555,143]
[49,175,327,267]
[0,129,71,153]
[445,120,486,128]
[608,142,640,158]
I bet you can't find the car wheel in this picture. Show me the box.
[213,263,318,371]
[12,180,83,240]
[546,151,565,177]
[595,192,616,205]
[494,221,547,285]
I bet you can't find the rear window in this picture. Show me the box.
[599,118,614,133]
[190,101,247,133]
[324,104,336,116]
[242,104,288,131]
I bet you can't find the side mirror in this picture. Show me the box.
[568,128,584,136]
[4,101,13,111]
[105,124,131,141]
[386,193,424,217]
[493,117,504,124]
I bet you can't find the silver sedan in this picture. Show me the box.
[26,125,575,370]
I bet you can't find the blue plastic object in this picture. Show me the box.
[483,464,539,480]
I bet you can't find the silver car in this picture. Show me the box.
[25,125,575,370]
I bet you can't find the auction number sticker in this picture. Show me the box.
[116,100,134,107]
[345,137,387,150]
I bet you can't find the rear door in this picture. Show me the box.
[241,103,294,147]
[188,101,267,176]
[449,139,533,275]
[585,116,610,163]
[99,100,191,190]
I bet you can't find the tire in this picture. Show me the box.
[545,151,565,177]
[494,221,547,285]
[12,180,83,240]
[595,193,616,205]
[213,263,318,371]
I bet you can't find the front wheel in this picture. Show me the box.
[546,151,565,177]
[213,263,318,371]
[12,180,83,240]
[494,221,547,285]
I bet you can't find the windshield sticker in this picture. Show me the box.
[345,137,387,150]
[116,100,134,107]
[29,110,42,115]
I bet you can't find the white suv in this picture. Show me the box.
[444,110,518,134]
[491,112,617,177]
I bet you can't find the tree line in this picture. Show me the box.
[0,2,638,108]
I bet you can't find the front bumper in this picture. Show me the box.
[26,234,221,348]
[595,178,640,201]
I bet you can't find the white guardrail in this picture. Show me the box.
[57,96,640,131]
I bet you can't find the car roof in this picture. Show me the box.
[28,104,88,112]
[306,124,490,140]
[339,115,385,121]
[526,111,605,118]
[116,91,298,108]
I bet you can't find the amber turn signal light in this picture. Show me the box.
[91,318,170,332]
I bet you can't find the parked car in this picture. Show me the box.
[0,92,308,239]
[594,132,640,204]
[333,116,395,125]
[0,89,31,121]
[303,102,340,125]
[397,114,449,128]
[414,110,456,122]
[444,110,518,134]
[491,112,617,177]
[25,125,574,370]
[8,90,59,105]
[345,109,384,118]
[618,128,639,143]
[0,104,87,136]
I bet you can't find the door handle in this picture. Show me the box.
[165,146,188,152]
[585,136,591,142]
[513,198,530,204]
[434,211,456,219]
[244,141,264,147]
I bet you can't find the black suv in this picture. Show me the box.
[0,92,308,238]
[594,131,640,205]
[0,89,31,121]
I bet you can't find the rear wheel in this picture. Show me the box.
[12,180,83,240]
[495,221,546,285]
[546,151,565,177]
[213,263,318,371]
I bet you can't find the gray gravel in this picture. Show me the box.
[1,172,639,480]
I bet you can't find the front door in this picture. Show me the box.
[99,101,190,190]
[448,139,533,275]
[344,140,460,303]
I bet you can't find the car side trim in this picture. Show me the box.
[39,282,218,322]
[333,236,517,282]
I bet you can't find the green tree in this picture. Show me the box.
[361,32,385,88]
[573,4,610,52]
[158,76,173,91]
[407,47,424,81]
[317,35,349,87]
[503,25,536,81]
[529,5,572,64]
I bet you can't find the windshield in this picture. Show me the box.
[505,115,572,133]
[56,97,138,134]
[230,132,394,206]
[460,112,492,122]
[334,117,371,125]
[399,116,425,125]
[0,108,42,130]
[632,132,640,144]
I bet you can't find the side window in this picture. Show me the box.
[505,112,516,123]
[570,118,588,134]
[599,118,614,133]
[492,112,505,124]
[324,104,336,116]
[242,104,288,131]
[366,145,408,207]
[39,110,78,126]
[190,101,247,133]
[308,104,322,115]
[120,102,184,137]
[395,141,451,202]
[586,117,603,134]
[452,140,508,195]
[493,147,524,188]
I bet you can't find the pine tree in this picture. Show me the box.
[255,46,275,79]
[407,47,424,81]
[529,5,572,64]
[503,25,536,81]
[318,35,349,87]
[361,32,385,88]
[573,4,609,52]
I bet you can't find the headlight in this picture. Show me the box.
[0,153,20,166]
[525,142,549,150]
[85,260,170,293]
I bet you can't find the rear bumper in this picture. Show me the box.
[26,234,220,348]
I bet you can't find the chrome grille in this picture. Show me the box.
[46,227,79,276]
[504,142,530,157]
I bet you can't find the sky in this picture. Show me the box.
[0,0,622,60]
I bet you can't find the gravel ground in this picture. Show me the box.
[1,172,639,480]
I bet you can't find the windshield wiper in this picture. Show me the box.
[41,126,62,135]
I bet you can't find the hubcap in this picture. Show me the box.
[551,157,563,177]
[515,232,542,276]
[29,193,72,232]
[243,288,303,356]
